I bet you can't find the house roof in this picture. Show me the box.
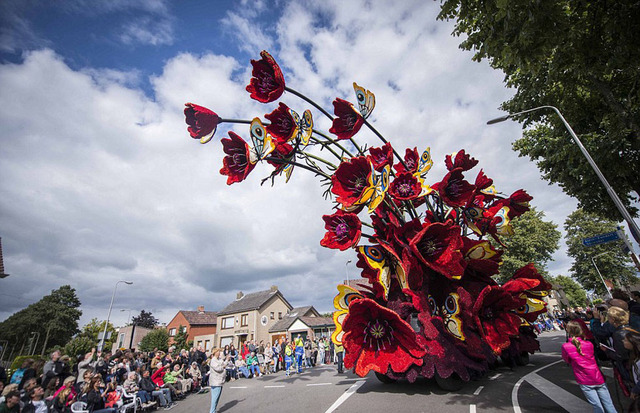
[179,310,218,325]
[286,306,319,317]
[269,314,333,332]
[217,288,292,316]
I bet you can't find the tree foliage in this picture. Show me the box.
[565,209,636,294]
[438,0,640,220]
[131,310,159,329]
[78,318,116,352]
[139,329,169,353]
[0,285,81,356]
[549,275,588,307]
[492,207,561,283]
[63,336,95,361]
[172,325,188,351]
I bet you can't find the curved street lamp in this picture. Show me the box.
[345,260,352,284]
[488,105,640,245]
[591,251,613,299]
[99,280,133,351]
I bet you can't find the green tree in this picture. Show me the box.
[0,285,81,356]
[63,336,95,361]
[78,318,116,352]
[131,310,159,329]
[437,1,640,220]
[173,325,188,351]
[492,207,561,283]
[549,275,588,307]
[139,328,169,352]
[565,209,636,294]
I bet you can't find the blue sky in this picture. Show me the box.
[1,0,594,328]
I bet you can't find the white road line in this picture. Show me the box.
[512,359,562,413]
[307,383,332,386]
[525,373,591,413]
[489,373,502,380]
[229,386,247,389]
[470,404,476,413]
[264,385,285,388]
[473,386,484,395]
[325,380,366,413]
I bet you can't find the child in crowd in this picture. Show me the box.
[562,321,617,413]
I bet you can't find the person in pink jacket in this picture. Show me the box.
[562,321,617,413]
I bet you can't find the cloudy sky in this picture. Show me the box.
[0,0,587,328]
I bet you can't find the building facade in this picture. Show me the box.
[269,306,334,342]
[165,305,217,345]
[111,325,153,352]
[216,286,292,348]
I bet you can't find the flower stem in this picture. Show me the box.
[301,152,337,169]
[264,156,332,180]
[285,87,334,121]
[362,118,408,171]
[219,118,252,125]
[312,131,355,158]
[309,137,342,160]
[361,221,375,229]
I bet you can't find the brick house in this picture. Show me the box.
[269,306,334,342]
[111,325,153,352]
[166,305,217,345]
[216,286,292,348]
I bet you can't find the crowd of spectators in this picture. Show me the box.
[0,345,211,413]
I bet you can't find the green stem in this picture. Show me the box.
[285,87,334,121]
[219,118,252,125]
[301,152,337,169]
[349,137,366,156]
[313,131,355,158]
[362,118,408,171]
[309,136,342,160]
[264,156,332,180]
[361,221,375,229]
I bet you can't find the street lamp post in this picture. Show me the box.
[591,252,612,299]
[100,280,133,351]
[345,260,352,284]
[488,105,640,245]
[121,309,132,326]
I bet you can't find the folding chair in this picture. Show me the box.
[70,401,89,413]
[116,386,139,413]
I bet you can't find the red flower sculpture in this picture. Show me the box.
[389,172,422,201]
[431,168,475,207]
[495,189,533,219]
[329,98,364,140]
[394,147,419,174]
[265,102,296,144]
[342,298,426,376]
[320,210,362,251]
[368,142,394,172]
[219,131,256,185]
[246,50,285,103]
[184,103,221,144]
[331,156,372,208]
[445,150,478,171]
[473,286,523,354]
[409,221,466,279]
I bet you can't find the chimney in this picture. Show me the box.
[270,285,278,292]
[197,305,205,313]
[236,291,244,300]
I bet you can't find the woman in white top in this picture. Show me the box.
[209,348,228,413]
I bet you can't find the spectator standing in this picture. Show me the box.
[318,338,326,366]
[294,335,304,373]
[209,349,228,413]
[562,321,616,413]
[335,341,344,374]
[77,349,96,385]
[600,307,633,392]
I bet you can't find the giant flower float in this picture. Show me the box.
[183,50,551,389]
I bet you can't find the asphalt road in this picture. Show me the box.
[170,330,629,413]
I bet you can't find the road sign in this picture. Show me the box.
[582,231,620,247]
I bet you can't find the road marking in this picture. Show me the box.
[470,404,476,413]
[525,373,590,413]
[307,382,332,386]
[264,385,285,388]
[229,386,247,389]
[325,380,366,413]
[489,373,502,380]
[526,364,535,367]
[473,386,484,395]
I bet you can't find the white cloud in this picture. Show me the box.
[119,18,174,47]
[0,1,580,329]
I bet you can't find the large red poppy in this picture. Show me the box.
[409,221,466,279]
[388,172,422,201]
[330,156,372,208]
[320,210,362,251]
[329,98,364,140]
[431,167,475,208]
[265,102,296,144]
[184,103,221,144]
[342,298,426,376]
[393,147,419,174]
[473,286,523,354]
[445,150,478,171]
[368,142,394,172]
[246,50,285,103]
[219,131,256,185]
[495,189,533,219]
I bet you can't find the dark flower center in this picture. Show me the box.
[257,68,277,93]
[363,319,394,351]
[342,113,357,130]
[418,236,443,257]
[446,179,463,197]
[334,222,349,239]
[483,307,494,319]
[397,182,413,196]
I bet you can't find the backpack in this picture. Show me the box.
[10,367,25,384]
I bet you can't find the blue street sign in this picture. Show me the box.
[582,231,620,247]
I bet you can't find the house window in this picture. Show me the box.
[169,328,176,336]
[196,341,202,347]
[270,312,274,320]
[241,314,248,327]
[205,340,211,350]
[118,333,125,348]
[278,312,283,319]
[181,326,187,333]
[221,316,234,329]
